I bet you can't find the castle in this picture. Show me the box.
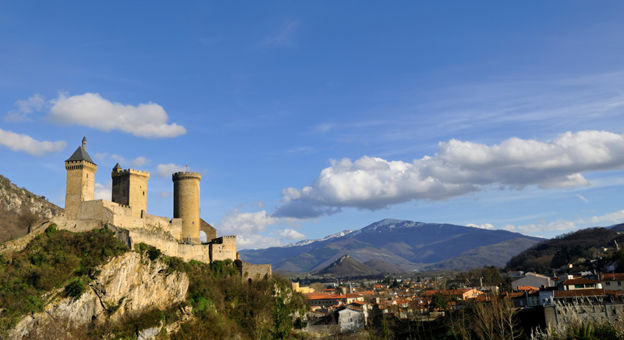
[54,137,271,278]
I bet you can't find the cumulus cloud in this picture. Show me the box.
[4,94,46,122]
[237,234,284,250]
[217,209,302,249]
[94,182,111,200]
[279,228,305,240]
[0,128,66,156]
[155,163,186,178]
[219,209,279,235]
[274,130,624,218]
[466,223,496,230]
[48,93,186,138]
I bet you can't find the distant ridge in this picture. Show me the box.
[240,218,543,273]
[315,254,379,277]
[507,226,624,273]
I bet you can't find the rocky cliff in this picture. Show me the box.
[0,175,61,242]
[8,252,189,340]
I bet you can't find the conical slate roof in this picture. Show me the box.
[65,144,95,164]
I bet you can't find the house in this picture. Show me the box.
[305,293,345,307]
[559,277,600,290]
[512,272,554,290]
[338,307,366,333]
[601,273,624,291]
[422,288,483,301]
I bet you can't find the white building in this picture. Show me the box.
[338,307,366,333]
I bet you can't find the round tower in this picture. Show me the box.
[172,171,201,243]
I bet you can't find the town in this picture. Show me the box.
[291,242,624,338]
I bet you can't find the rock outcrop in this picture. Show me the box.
[8,252,189,340]
[0,175,62,243]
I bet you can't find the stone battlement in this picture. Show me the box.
[112,168,150,177]
[172,172,202,180]
[65,161,97,170]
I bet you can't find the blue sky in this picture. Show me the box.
[2,2,624,248]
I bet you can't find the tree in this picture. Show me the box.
[431,292,449,311]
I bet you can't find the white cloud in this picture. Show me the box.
[502,221,577,236]
[237,234,284,250]
[155,163,186,178]
[275,130,624,218]
[94,182,111,200]
[486,209,624,237]
[4,94,46,122]
[48,93,186,138]
[278,228,305,240]
[581,209,624,225]
[0,128,66,156]
[96,153,149,168]
[131,156,148,167]
[576,194,589,203]
[466,223,496,230]
[218,209,302,249]
[220,209,279,235]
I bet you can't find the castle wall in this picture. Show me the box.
[209,236,237,261]
[127,229,212,263]
[64,161,97,219]
[200,219,217,240]
[173,172,201,244]
[241,261,272,280]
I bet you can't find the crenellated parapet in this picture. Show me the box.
[112,168,150,178]
[172,172,201,180]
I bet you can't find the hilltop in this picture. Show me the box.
[0,175,62,243]
[314,254,379,278]
[507,226,624,273]
[240,219,543,273]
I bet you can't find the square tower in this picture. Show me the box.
[111,163,150,218]
[64,137,97,219]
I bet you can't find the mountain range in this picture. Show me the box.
[240,219,543,273]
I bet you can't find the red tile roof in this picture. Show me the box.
[602,273,624,281]
[554,289,605,298]
[562,278,599,285]
[304,293,345,300]
[516,285,539,292]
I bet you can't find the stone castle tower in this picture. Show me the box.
[64,137,97,219]
[112,163,150,218]
[172,171,201,244]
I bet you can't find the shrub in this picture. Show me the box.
[0,228,128,334]
[44,224,57,235]
[64,278,86,298]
